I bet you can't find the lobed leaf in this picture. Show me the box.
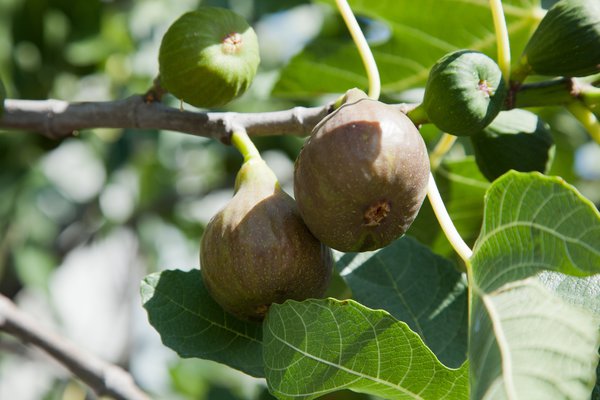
[141,269,264,377]
[472,171,600,291]
[263,298,469,400]
[336,236,468,368]
[469,171,600,399]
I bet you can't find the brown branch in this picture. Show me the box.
[0,95,334,142]
[0,96,419,142]
[0,294,149,400]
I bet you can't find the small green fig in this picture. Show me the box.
[294,93,430,252]
[470,109,555,181]
[422,50,507,136]
[519,0,600,78]
[159,7,260,108]
[200,157,333,321]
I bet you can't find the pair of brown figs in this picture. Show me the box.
[200,90,430,321]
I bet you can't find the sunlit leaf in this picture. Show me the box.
[264,298,469,400]
[470,171,600,399]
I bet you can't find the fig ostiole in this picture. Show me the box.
[518,0,600,78]
[200,152,333,321]
[158,7,260,108]
[293,92,430,253]
[422,50,506,136]
[470,109,555,181]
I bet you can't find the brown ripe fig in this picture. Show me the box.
[294,95,430,252]
[200,157,333,321]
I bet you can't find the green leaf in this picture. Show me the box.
[141,269,264,377]
[469,171,600,399]
[470,279,599,399]
[537,272,600,400]
[537,271,600,316]
[336,236,468,368]
[470,109,555,182]
[263,298,469,400]
[472,171,600,291]
[274,0,541,98]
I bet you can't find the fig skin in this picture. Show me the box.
[293,97,430,253]
[200,158,333,322]
[159,7,260,108]
[422,50,506,136]
[520,0,600,78]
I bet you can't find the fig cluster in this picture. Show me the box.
[199,90,431,320]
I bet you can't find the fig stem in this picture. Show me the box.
[406,104,429,125]
[335,0,381,100]
[426,173,473,264]
[429,133,457,171]
[566,102,600,145]
[231,128,261,161]
[510,78,577,109]
[489,0,511,82]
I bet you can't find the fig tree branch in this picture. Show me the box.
[0,95,336,142]
[0,293,149,400]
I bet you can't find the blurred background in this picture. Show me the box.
[0,0,598,399]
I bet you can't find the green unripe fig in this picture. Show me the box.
[520,0,600,78]
[200,157,333,321]
[294,94,430,252]
[422,50,507,136]
[159,7,260,108]
[471,109,555,181]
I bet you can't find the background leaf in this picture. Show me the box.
[274,0,541,98]
[469,171,600,399]
[263,298,469,400]
[141,269,264,377]
[336,236,468,368]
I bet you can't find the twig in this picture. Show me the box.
[567,101,600,144]
[335,0,381,100]
[0,294,150,400]
[426,173,473,264]
[0,95,335,142]
[489,0,511,82]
